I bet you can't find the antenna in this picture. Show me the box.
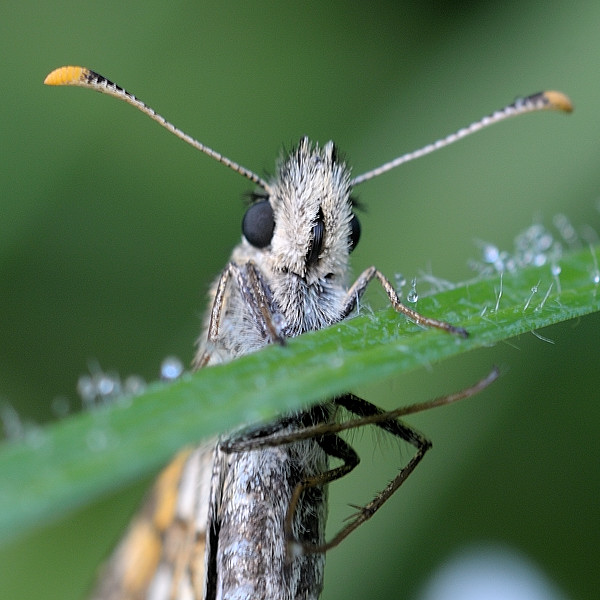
[351,90,572,186]
[44,66,271,192]
[45,66,572,191]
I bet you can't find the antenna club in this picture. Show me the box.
[44,66,88,86]
[541,90,574,113]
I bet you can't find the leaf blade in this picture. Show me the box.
[0,243,598,545]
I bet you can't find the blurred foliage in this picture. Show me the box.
[1,1,599,599]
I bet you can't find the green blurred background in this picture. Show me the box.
[1,1,599,598]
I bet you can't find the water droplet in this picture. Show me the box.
[537,233,553,252]
[553,214,578,246]
[161,356,184,381]
[489,258,504,273]
[503,255,517,272]
[551,263,561,276]
[123,375,146,396]
[522,281,540,312]
[483,244,500,264]
[77,375,96,406]
[97,374,120,398]
[407,278,418,303]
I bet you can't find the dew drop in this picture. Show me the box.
[97,373,120,398]
[537,233,553,252]
[553,214,578,246]
[520,250,534,265]
[77,375,96,407]
[161,356,184,381]
[503,256,517,272]
[489,258,503,273]
[523,281,540,312]
[407,278,418,303]
[483,244,500,264]
[123,375,146,396]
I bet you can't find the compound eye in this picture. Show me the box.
[349,213,361,252]
[242,201,275,248]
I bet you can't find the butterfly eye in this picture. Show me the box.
[242,200,275,248]
[349,213,361,252]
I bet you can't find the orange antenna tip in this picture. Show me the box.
[541,90,574,113]
[44,66,88,86]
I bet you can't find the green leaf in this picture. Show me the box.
[1,243,598,546]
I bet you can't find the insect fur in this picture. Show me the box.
[44,67,572,600]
